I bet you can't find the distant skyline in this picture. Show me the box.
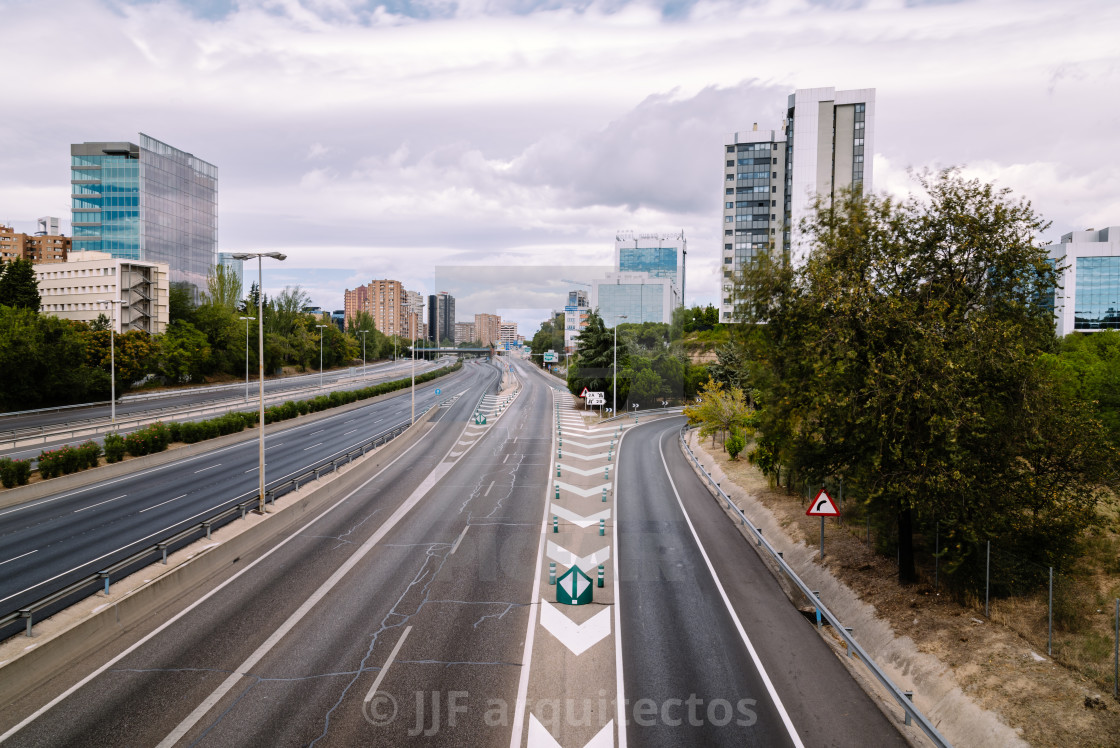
[2,0,1118,335]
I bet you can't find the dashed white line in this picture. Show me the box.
[450,526,469,555]
[139,495,188,513]
[0,549,37,567]
[310,429,324,436]
[503,454,509,464]
[193,464,221,474]
[343,429,358,436]
[303,443,323,451]
[265,443,284,451]
[484,480,495,496]
[73,494,128,513]
[364,626,413,703]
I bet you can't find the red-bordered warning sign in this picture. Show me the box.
[806,489,840,517]
[580,387,589,397]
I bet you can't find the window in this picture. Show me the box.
[772,158,777,164]
[725,202,734,209]
[724,257,732,264]
[726,146,734,153]
[726,160,734,167]
[726,174,734,181]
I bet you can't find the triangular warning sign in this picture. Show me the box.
[806,489,840,517]
[580,387,589,397]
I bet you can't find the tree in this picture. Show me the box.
[0,308,107,410]
[683,378,754,450]
[203,264,243,311]
[0,259,41,311]
[739,169,1114,585]
[566,311,616,400]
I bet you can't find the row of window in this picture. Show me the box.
[727,142,779,153]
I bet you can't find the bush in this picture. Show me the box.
[726,429,745,460]
[104,433,126,463]
[0,457,32,488]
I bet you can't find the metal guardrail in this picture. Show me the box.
[0,415,430,641]
[678,426,951,747]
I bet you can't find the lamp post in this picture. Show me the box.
[316,324,328,388]
[613,314,628,418]
[359,329,369,379]
[231,251,286,514]
[239,316,255,402]
[98,299,125,424]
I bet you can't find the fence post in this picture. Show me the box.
[1048,567,1053,657]
[985,540,991,618]
[1114,598,1118,700]
[934,521,939,592]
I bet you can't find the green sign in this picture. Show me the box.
[544,351,558,363]
[556,565,593,606]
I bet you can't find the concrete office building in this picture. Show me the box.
[1050,226,1120,336]
[35,250,169,333]
[591,272,680,327]
[615,231,686,304]
[70,134,218,295]
[475,313,502,347]
[1,223,69,265]
[428,291,455,344]
[564,289,589,352]
[721,87,875,321]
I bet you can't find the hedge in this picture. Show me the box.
[0,457,32,488]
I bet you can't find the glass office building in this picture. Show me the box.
[71,134,218,295]
[591,272,679,327]
[614,231,686,302]
[1050,227,1120,335]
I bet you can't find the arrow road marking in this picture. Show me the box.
[550,505,610,529]
[538,602,611,656]
[528,716,614,748]
[547,541,610,570]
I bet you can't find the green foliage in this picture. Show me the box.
[529,313,565,365]
[0,457,32,488]
[103,433,126,463]
[154,321,211,383]
[726,429,746,460]
[0,259,41,311]
[1045,330,1120,447]
[683,378,754,448]
[203,263,243,311]
[738,169,1116,586]
[123,422,171,456]
[0,306,109,410]
[37,441,101,479]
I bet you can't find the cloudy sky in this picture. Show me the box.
[1,0,1117,334]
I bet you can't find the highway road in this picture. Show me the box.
[0,356,554,746]
[617,418,908,747]
[0,359,480,630]
[0,356,453,462]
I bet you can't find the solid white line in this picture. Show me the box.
[193,464,221,474]
[484,480,495,497]
[73,494,127,513]
[450,526,469,555]
[0,549,37,567]
[139,495,188,513]
[302,443,323,451]
[364,625,412,703]
[0,409,439,745]
[656,433,805,748]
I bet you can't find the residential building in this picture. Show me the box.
[721,87,875,321]
[1,223,70,265]
[344,279,419,339]
[475,312,502,347]
[35,250,168,333]
[499,322,518,346]
[454,322,476,345]
[428,292,455,343]
[70,134,218,295]
[615,231,686,303]
[1050,226,1120,336]
[564,289,590,352]
[591,272,680,327]
[404,290,424,340]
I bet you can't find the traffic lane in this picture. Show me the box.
[618,419,796,748]
[661,422,910,748]
[0,366,479,613]
[0,365,497,746]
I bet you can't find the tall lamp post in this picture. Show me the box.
[239,316,255,402]
[612,314,628,418]
[359,329,369,379]
[231,251,286,514]
[98,298,125,424]
[316,324,328,388]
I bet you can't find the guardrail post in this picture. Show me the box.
[99,571,110,595]
[844,627,854,657]
[203,521,212,539]
[21,609,32,637]
[756,528,762,546]
[159,543,169,564]
[241,504,248,519]
[903,692,914,725]
[813,591,822,629]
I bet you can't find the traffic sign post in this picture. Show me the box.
[806,489,840,559]
[556,565,593,605]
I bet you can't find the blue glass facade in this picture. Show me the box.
[70,135,218,295]
[1074,256,1120,330]
[618,247,678,287]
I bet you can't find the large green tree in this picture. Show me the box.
[0,259,41,311]
[740,169,1115,585]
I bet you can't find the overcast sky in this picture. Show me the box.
[1,0,1117,334]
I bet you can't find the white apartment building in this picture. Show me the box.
[721,87,875,321]
[35,250,169,333]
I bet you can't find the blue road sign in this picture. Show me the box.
[435,388,441,395]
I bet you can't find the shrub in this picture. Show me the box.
[78,440,102,469]
[104,433,126,463]
[0,457,31,488]
[726,429,745,460]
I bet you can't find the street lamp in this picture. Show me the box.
[98,298,125,424]
[316,324,328,388]
[231,251,286,514]
[239,316,255,402]
[613,314,628,418]
[359,329,369,380]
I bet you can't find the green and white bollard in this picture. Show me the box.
[553,516,559,533]
[556,465,562,477]
[599,518,605,536]
[555,484,560,500]
[601,487,608,502]
[603,466,609,480]
[549,562,557,585]
[597,565,604,588]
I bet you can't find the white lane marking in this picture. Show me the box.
[364,625,412,704]
[193,464,221,474]
[73,494,127,513]
[302,443,323,451]
[484,480,495,497]
[529,716,613,748]
[245,467,258,473]
[265,443,284,451]
[450,526,469,555]
[0,549,37,567]
[310,429,324,436]
[0,413,438,745]
[503,454,509,464]
[656,434,804,748]
[343,429,358,436]
[139,495,188,513]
